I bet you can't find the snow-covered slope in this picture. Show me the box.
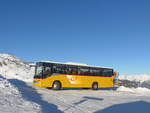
[119,74,150,82]
[0,75,40,113]
[0,53,35,82]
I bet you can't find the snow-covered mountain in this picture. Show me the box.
[0,53,35,82]
[118,74,150,88]
[119,74,150,82]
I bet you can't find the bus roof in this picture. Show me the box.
[39,61,113,69]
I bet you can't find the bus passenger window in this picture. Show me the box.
[103,69,113,77]
[43,66,51,78]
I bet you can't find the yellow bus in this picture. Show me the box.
[33,61,117,90]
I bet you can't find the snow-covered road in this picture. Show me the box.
[36,87,150,113]
[1,77,150,113]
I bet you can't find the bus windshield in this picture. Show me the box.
[34,63,43,78]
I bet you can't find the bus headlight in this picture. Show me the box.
[33,80,40,83]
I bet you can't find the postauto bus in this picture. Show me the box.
[33,61,117,90]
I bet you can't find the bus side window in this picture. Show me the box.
[103,70,107,76]
[68,67,72,74]
[79,67,89,75]
[61,65,66,74]
[90,68,97,76]
[72,66,77,75]
[43,66,51,78]
[103,69,113,77]
[78,67,81,75]
[56,64,63,74]
[65,66,77,75]
[89,68,92,75]
[98,69,103,76]
[64,65,69,74]
[52,65,56,73]
[65,66,71,74]
[79,67,84,75]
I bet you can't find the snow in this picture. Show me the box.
[36,87,150,113]
[0,53,34,82]
[0,75,41,113]
[0,53,22,62]
[1,74,150,113]
[117,86,150,94]
[119,74,150,82]
[117,86,134,93]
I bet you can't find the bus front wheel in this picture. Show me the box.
[52,81,61,90]
[92,82,98,90]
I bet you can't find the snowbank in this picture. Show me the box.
[117,86,150,94]
[0,75,40,113]
[0,75,19,94]
[117,86,134,93]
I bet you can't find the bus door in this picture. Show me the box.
[33,63,43,87]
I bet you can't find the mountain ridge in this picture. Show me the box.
[0,53,35,82]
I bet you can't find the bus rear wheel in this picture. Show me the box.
[52,81,61,90]
[92,82,98,90]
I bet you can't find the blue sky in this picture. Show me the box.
[0,0,150,75]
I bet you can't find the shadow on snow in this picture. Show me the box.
[63,96,104,112]
[9,79,63,113]
[74,96,104,105]
[95,101,150,113]
[62,87,118,91]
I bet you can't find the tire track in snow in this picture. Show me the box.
[37,88,87,113]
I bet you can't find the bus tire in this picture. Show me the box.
[52,81,61,90]
[92,82,98,90]
[46,87,52,89]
